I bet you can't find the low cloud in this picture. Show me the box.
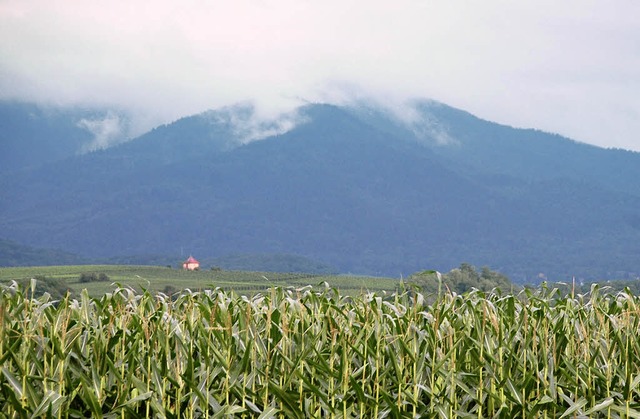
[1,1,639,150]
[77,112,128,152]
[309,84,458,146]
[205,103,309,144]
[389,101,458,146]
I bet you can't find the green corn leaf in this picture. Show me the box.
[79,378,104,418]
[504,378,523,406]
[558,397,588,418]
[348,375,367,403]
[584,397,614,415]
[31,390,66,417]
[536,395,554,405]
[257,405,279,419]
[609,404,640,419]
[268,381,304,418]
[115,390,153,408]
[212,405,246,418]
[1,366,23,400]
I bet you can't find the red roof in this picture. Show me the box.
[184,256,199,263]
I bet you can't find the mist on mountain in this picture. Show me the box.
[1,99,638,282]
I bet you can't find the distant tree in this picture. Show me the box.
[16,275,74,299]
[478,266,512,291]
[162,285,177,295]
[410,263,513,295]
[408,270,443,294]
[79,272,110,283]
[79,273,94,283]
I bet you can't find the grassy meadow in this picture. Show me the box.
[2,278,640,417]
[0,265,399,297]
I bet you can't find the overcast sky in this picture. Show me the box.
[1,0,638,151]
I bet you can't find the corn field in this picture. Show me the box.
[2,280,640,418]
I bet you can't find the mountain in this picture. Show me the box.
[0,238,90,267]
[203,253,338,274]
[0,101,130,173]
[1,100,639,282]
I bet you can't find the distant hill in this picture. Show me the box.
[0,238,90,267]
[1,100,639,282]
[0,100,129,173]
[204,253,338,274]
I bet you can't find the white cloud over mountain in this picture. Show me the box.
[1,0,638,150]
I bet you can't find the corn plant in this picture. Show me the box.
[2,280,640,417]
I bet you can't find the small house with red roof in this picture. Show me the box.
[182,256,200,271]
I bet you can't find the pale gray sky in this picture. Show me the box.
[1,0,639,150]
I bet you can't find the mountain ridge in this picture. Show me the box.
[1,100,638,281]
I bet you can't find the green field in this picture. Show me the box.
[2,281,640,417]
[0,265,400,296]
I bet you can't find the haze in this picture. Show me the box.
[1,0,638,151]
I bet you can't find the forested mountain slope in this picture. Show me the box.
[1,101,638,281]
